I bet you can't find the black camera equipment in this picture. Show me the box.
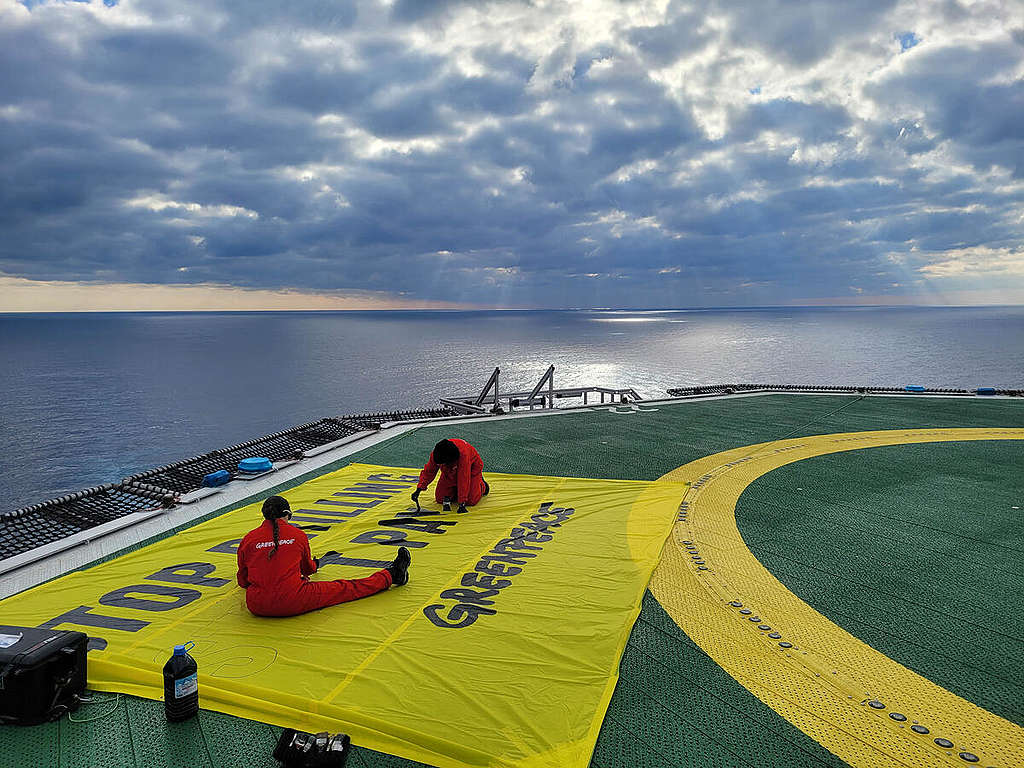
[0,626,87,725]
[273,728,351,767]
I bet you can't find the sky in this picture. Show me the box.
[1,0,1022,310]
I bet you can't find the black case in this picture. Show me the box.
[273,729,351,767]
[0,625,87,725]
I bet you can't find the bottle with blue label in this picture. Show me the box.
[162,641,199,722]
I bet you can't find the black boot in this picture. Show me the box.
[387,546,411,586]
[442,496,452,512]
[483,479,490,496]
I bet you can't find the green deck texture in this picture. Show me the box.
[736,440,1024,726]
[3,394,1022,768]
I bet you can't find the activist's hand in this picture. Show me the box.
[457,503,468,514]
[314,550,339,568]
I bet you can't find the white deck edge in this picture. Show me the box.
[2,389,1017,598]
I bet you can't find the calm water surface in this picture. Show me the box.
[1,306,1022,509]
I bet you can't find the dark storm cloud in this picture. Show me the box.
[0,116,173,226]
[361,90,450,138]
[727,99,853,144]
[262,65,380,115]
[1,0,1022,307]
[440,73,530,117]
[220,0,358,30]
[257,39,455,142]
[87,29,233,86]
[627,6,712,68]
[389,0,482,24]
[713,0,899,66]
[867,39,1024,176]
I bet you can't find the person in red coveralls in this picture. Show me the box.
[237,495,410,617]
[411,438,489,514]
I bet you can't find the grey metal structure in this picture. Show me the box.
[441,366,641,414]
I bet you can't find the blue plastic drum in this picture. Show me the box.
[238,457,273,473]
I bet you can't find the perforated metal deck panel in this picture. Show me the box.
[594,594,849,768]
[2,394,1023,768]
[736,440,1024,725]
[650,428,1024,768]
[0,719,56,768]
[0,695,286,768]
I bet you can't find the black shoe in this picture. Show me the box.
[387,546,411,586]
[442,496,452,512]
[483,479,490,496]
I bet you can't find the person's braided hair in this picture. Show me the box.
[261,495,291,558]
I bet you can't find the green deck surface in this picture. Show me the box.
[737,440,1024,725]
[2,394,1022,768]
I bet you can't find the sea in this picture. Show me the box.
[2,306,1022,510]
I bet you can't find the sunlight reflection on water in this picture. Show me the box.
[591,317,665,322]
[2,306,1022,507]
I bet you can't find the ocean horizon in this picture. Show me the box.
[5,303,1024,313]
[2,305,1022,509]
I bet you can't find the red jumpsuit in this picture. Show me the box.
[236,518,391,617]
[417,438,486,506]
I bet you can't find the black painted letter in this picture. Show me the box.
[146,562,230,588]
[99,584,202,612]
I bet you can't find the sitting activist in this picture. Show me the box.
[237,495,410,617]
[411,438,489,514]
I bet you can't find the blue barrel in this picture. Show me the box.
[976,387,997,395]
[905,385,926,392]
[238,457,272,473]
[201,469,231,487]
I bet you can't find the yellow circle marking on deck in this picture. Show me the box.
[650,428,1024,768]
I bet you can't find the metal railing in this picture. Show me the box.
[665,383,1024,398]
[442,366,641,414]
[1,408,458,563]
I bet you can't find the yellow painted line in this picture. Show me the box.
[650,428,1024,768]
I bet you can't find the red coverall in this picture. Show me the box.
[417,438,486,506]
[236,518,391,617]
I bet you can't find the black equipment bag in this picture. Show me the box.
[274,728,351,767]
[0,625,87,725]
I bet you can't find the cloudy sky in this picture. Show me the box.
[1,0,1022,310]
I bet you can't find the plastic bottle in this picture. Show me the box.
[162,641,199,721]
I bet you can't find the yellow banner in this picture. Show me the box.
[1,464,683,768]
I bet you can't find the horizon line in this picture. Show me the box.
[3,303,1023,314]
